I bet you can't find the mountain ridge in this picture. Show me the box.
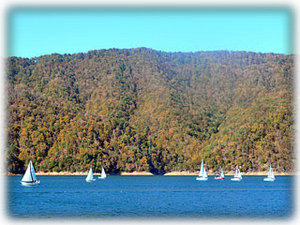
[7,48,294,174]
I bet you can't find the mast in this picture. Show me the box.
[29,161,33,181]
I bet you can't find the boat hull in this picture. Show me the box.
[214,177,224,180]
[264,177,275,182]
[196,177,208,181]
[86,179,96,182]
[20,180,40,186]
[231,177,242,181]
[98,177,106,179]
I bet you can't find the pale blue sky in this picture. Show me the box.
[8,8,293,58]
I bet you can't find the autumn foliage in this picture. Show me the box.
[6,48,294,174]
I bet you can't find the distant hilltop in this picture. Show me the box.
[7,48,294,174]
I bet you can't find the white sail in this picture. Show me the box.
[196,160,208,181]
[269,165,275,179]
[220,169,224,178]
[231,167,242,181]
[215,166,225,180]
[30,161,37,181]
[21,160,40,186]
[270,169,275,179]
[234,168,238,177]
[199,160,204,177]
[101,167,106,178]
[21,161,34,182]
[237,169,242,179]
[264,164,275,181]
[203,167,208,178]
[86,168,95,182]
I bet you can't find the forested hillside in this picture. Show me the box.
[7,48,294,174]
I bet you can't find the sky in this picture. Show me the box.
[8,8,293,58]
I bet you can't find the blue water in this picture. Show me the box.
[7,175,293,218]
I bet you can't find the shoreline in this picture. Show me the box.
[163,171,294,176]
[8,170,296,176]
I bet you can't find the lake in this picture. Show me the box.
[7,175,293,219]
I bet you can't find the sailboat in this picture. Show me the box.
[86,167,96,182]
[214,166,225,180]
[196,160,208,181]
[98,167,107,179]
[264,164,275,181]
[20,160,40,186]
[231,167,242,181]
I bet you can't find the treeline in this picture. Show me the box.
[7,48,294,174]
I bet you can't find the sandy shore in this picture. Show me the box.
[163,171,198,176]
[120,171,154,176]
[36,171,89,176]
[9,170,295,176]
